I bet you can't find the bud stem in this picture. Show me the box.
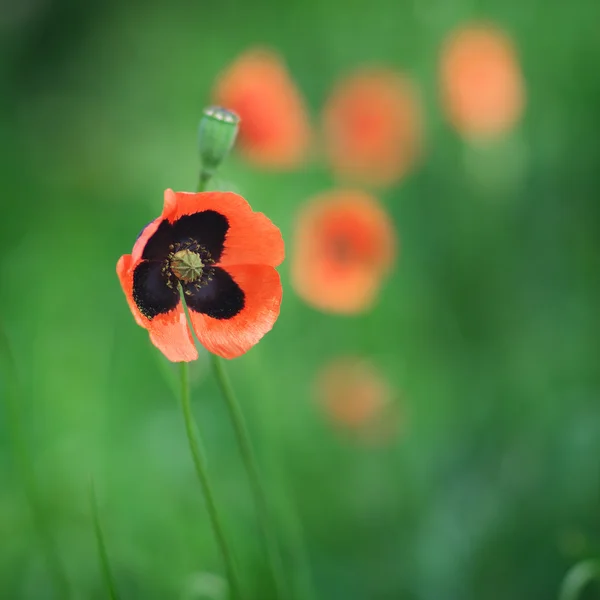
[198,170,212,192]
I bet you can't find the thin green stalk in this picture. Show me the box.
[559,560,600,600]
[198,171,212,192]
[190,173,244,598]
[179,358,243,600]
[89,481,120,600]
[197,161,286,596]
[281,499,315,600]
[211,354,289,600]
[0,329,71,598]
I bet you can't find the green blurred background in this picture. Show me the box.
[1,0,600,598]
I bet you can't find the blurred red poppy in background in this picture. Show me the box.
[214,47,311,169]
[315,356,402,444]
[439,23,525,140]
[291,190,396,314]
[322,67,422,187]
[117,189,284,361]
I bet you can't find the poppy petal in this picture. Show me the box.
[132,260,179,319]
[117,254,145,327]
[132,217,164,262]
[117,255,198,362]
[186,264,282,359]
[141,209,229,263]
[141,220,174,261]
[183,267,245,320]
[147,309,198,363]
[293,254,384,314]
[170,211,229,263]
[162,189,284,267]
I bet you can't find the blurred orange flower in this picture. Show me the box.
[213,47,311,169]
[439,23,525,139]
[322,67,422,187]
[316,357,401,443]
[291,190,396,314]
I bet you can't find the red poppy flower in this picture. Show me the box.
[440,23,525,139]
[322,67,422,187]
[117,190,284,361]
[213,47,311,169]
[315,356,402,444]
[291,190,396,314]
[317,357,390,428]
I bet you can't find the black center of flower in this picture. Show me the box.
[161,239,214,289]
[329,235,354,263]
[132,210,246,321]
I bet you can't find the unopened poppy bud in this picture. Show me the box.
[198,106,240,176]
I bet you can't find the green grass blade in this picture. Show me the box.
[89,480,121,600]
[559,559,600,600]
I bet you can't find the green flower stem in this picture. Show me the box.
[197,158,286,596]
[282,499,315,600]
[198,171,212,193]
[179,357,243,600]
[0,329,71,598]
[211,354,289,600]
[559,560,600,600]
[190,165,243,600]
[89,481,120,600]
